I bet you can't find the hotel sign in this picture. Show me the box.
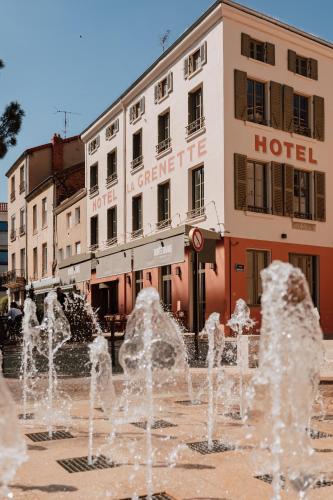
[255,134,317,164]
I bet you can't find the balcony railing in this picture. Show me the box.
[106,236,117,247]
[10,191,16,202]
[10,229,16,242]
[186,116,205,136]
[294,211,313,220]
[247,206,268,214]
[131,228,143,239]
[19,225,26,236]
[156,137,171,155]
[89,184,99,197]
[186,206,206,220]
[89,243,99,252]
[293,122,311,137]
[131,155,143,171]
[19,181,25,194]
[0,269,26,288]
[106,172,118,185]
[156,218,171,230]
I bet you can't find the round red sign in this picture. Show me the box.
[189,228,204,252]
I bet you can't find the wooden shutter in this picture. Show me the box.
[241,33,251,57]
[140,97,145,115]
[288,50,297,72]
[283,164,294,217]
[234,69,247,121]
[167,72,173,93]
[114,118,119,133]
[270,81,283,130]
[200,41,207,66]
[184,58,189,79]
[309,58,318,80]
[283,85,294,132]
[154,84,159,103]
[129,106,134,123]
[265,42,275,65]
[313,95,325,141]
[314,171,326,221]
[234,153,247,210]
[271,162,283,215]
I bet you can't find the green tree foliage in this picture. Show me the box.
[0,59,24,158]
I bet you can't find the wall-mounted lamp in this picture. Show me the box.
[146,271,152,282]
[175,266,182,279]
[210,262,217,273]
[126,275,131,286]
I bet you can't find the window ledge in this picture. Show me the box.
[186,214,207,224]
[187,66,203,80]
[186,127,206,143]
[89,189,99,199]
[292,217,316,224]
[289,132,316,144]
[106,133,117,142]
[42,224,48,230]
[106,177,118,189]
[130,163,144,175]
[243,121,269,132]
[244,211,274,220]
[156,93,169,105]
[130,115,142,126]
[156,147,172,160]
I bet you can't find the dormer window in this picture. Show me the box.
[105,118,119,140]
[129,97,145,124]
[154,72,173,103]
[88,135,100,155]
[184,41,207,79]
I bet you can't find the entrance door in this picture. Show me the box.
[109,280,118,314]
[192,251,206,332]
[289,253,318,306]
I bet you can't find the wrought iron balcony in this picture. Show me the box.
[131,155,143,171]
[10,191,16,202]
[89,243,99,252]
[186,116,205,136]
[89,184,99,197]
[186,206,206,220]
[131,228,143,239]
[294,211,313,220]
[106,172,118,186]
[0,269,26,288]
[156,218,171,230]
[106,236,117,247]
[156,138,171,155]
[10,229,16,241]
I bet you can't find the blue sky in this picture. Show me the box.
[1,0,332,200]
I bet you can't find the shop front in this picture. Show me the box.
[58,253,92,297]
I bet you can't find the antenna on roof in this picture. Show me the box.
[160,30,171,53]
[54,108,81,138]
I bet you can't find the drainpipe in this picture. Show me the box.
[121,99,127,314]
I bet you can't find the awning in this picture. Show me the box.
[133,233,185,271]
[96,250,132,278]
[26,276,60,294]
[59,259,92,285]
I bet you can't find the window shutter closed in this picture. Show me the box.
[234,153,247,210]
[200,41,207,66]
[114,118,119,133]
[154,84,159,103]
[140,97,145,115]
[184,58,189,79]
[167,72,173,92]
[313,95,325,141]
[288,50,297,72]
[309,58,318,80]
[314,171,326,221]
[265,42,275,65]
[283,164,294,217]
[234,69,247,121]
[271,162,283,215]
[270,81,283,130]
[241,33,251,57]
[283,85,294,133]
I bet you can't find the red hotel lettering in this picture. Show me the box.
[255,134,267,153]
[177,150,185,167]
[144,170,151,185]
[198,137,207,157]
[270,139,282,156]
[187,144,195,162]
[309,148,317,165]
[255,135,318,164]
[137,175,143,188]
[93,198,97,212]
[151,166,158,181]
[296,144,306,162]
[283,141,294,158]
[159,161,167,176]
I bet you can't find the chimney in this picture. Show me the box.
[52,133,64,173]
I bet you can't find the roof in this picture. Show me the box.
[81,0,333,137]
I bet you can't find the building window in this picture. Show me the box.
[0,250,8,265]
[294,170,311,219]
[129,97,145,123]
[293,94,310,136]
[19,165,25,193]
[42,243,47,276]
[33,247,38,279]
[161,265,172,311]
[132,194,142,238]
[66,212,72,229]
[157,111,171,154]
[66,245,72,258]
[157,181,170,229]
[107,206,117,244]
[90,163,98,195]
[246,250,270,306]
[88,135,100,155]
[105,118,119,140]
[107,149,117,183]
[296,55,308,77]
[10,215,16,241]
[11,252,16,272]
[74,207,80,225]
[188,166,204,219]
[20,248,25,275]
[187,87,204,136]
[19,207,25,235]
[154,72,173,103]
[134,270,143,299]
[246,161,267,213]
[289,253,318,306]
[184,42,207,79]
[58,248,63,262]
[288,50,318,80]
[250,39,265,62]
[33,204,37,233]
[42,197,47,228]
[75,241,81,255]
[90,215,98,249]
[10,175,15,202]
[131,130,143,170]
[241,33,275,65]
[247,79,265,124]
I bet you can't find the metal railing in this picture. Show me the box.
[186,116,205,136]
[156,137,171,154]
[106,236,117,247]
[19,225,26,236]
[10,191,15,202]
[247,205,268,214]
[89,184,99,197]
[0,269,26,287]
[89,243,99,252]
[131,155,143,171]
[294,211,312,220]
[131,228,143,239]
[19,181,25,194]
[156,218,171,230]
[186,206,206,220]
[10,230,16,241]
[106,172,118,185]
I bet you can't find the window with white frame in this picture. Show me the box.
[75,241,81,255]
[66,212,72,229]
[154,72,173,103]
[88,135,100,155]
[74,207,80,225]
[184,41,207,79]
[42,197,47,228]
[66,245,72,258]
[129,97,145,123]
[105,118,119,140]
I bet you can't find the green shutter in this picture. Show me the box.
[271,162,283,216]
[309,58,318,80]
[283,85,294,133]
[284,164,294,217]
[270,81,283,130]
[234,69,247,121]
[288,50,297,72]
[314,171,326,221]
[313,95,325,141]
[265,42,275,65]
[241,33,251,57]
[234,153,247,210]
